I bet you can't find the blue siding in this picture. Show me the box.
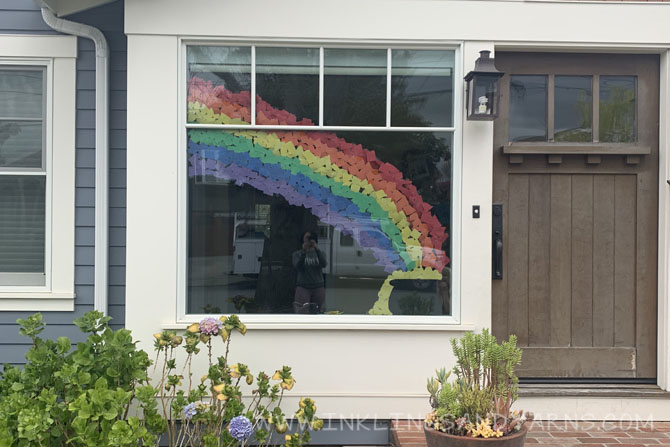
[0,1,127,365]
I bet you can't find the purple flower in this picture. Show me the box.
[199,317,223,336]
[229,415,253,442]
[183,402,197,420]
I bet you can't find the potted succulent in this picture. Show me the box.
[424,330,533,447]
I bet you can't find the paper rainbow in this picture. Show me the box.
[187,77,449,315]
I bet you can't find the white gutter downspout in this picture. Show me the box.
[40,6,109,316]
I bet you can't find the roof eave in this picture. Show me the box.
[37,0,117,17]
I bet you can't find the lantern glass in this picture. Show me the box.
[468,73,500,120]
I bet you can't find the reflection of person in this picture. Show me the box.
[292,231,327,314]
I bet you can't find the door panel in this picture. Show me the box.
[492,53,659,379]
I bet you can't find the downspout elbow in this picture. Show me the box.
[40,7,109,58]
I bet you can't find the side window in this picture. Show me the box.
[0,67,47,287]
[339,233,354,247]
[508,73,636,144]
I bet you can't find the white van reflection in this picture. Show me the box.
[232,219,439,291]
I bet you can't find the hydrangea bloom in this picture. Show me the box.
[229,415,253,441]
[199,317,223,335]
[183,402,197,420]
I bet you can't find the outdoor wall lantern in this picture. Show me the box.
[464,50,504,120]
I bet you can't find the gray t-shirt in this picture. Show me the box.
[292,249,327,289]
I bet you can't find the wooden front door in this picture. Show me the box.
[492,52,659,379]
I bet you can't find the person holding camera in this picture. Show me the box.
[292,231,327,314]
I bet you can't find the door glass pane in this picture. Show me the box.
[186,129,452,316]
[599,76,636,143]
[256,47,319,125]
[0,121,42,168]
[0,69,43,119]
[0,175,45,275]
[187,46,251,125]
[554,76,592,142]
[509,75,547,142]
[324,49,387,126]
[391,50,454,127]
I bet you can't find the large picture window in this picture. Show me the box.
[186,45,455,317]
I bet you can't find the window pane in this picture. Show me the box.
[186,129,452,316]
[599,76,636,143]
[0,121,42,168]
[0,175,45,279]
[509,75,547,142]
[554,76,592,142]
[324,49,387,126]
[187,46,251,125]
[0,69,43,119]
[391,50,454,127]
[256,47,319,125]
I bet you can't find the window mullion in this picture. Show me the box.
[319,47,324,126]
[386,48,392,128]
[593,74,600,143]
[547,74,555,142]
[251,45,256,126]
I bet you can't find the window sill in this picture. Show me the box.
[162,319,474,332]
[0,292,75,311]
[502,143,650,155]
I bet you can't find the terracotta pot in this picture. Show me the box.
[424,424,528,447]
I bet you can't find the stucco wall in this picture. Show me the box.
[124,0,670,419]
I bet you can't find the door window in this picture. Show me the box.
[508,73,637,144]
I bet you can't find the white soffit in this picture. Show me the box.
[40,0,117,17]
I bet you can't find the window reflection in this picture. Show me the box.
[256,47,319,125]
[599,76,636,143]
[188,46,251,124]
[391,50,454,127]
[509,75,547,142]
[324,49,387,126]
[186,45,455,316]
[187,130,452,316]
[554,76,592,142]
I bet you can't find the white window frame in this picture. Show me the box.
[177,38,464,327]
[0,35,77,311]
[0,62,50,288]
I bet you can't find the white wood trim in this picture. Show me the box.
[0,293,75,312]
[0,34,76,59]
[125,0,670,48]
[658,50,670,392]
[0,36,76,308]
[162,322,475,331]
[185,123,457,132]
[0,298,74,312]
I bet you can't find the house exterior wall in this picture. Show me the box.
[0,0,126,364]
[124,0,670,420]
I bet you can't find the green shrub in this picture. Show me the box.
[0,311,163,446]
[0,312,321,447]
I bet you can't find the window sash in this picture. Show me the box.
[0,65,47,172]
[186,45,456,132]
[0,62,49,289]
